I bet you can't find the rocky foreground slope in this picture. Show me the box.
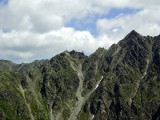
[0,30,160,120]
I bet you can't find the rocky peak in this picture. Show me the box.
[0,60,17,71]
[123,30,145,44]
[69,50,87,59]
[90,47,107,59]
[119,30,146,48]
[126,30,140,37]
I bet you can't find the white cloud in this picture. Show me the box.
[0,0,160,62]
[0,0,105,32]
[0,27,111,63]
[1,0,160,32]
[97,6,160,42]
[89,0,160,9]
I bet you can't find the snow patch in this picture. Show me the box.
[95,76,103,90]
[92,115,95,120]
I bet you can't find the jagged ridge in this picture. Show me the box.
[0,30,160,120]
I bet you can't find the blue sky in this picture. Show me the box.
[0,0,8,6]
[66,8,140,36]
[0,0,160,63]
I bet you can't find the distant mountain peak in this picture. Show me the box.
[130,30,138,34]
[126,30,141,38]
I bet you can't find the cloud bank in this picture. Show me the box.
[0,0,160,62]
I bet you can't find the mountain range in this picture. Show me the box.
[0,30,160,120]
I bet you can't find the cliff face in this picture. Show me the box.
[0,31,160,120]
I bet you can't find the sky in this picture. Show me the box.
[0,0,160,63]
